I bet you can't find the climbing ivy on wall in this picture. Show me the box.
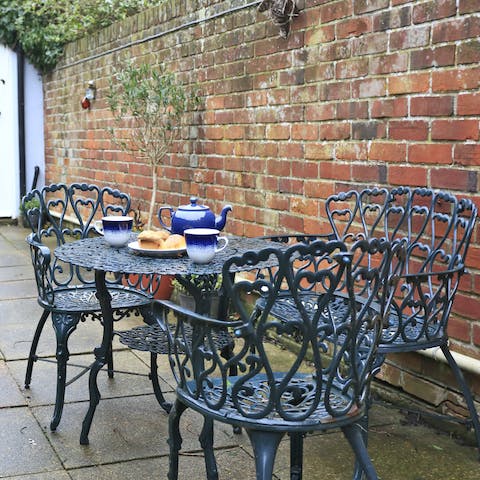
[0,0,165,73]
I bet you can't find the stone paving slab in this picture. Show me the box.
[0,277,39,300]
[8,350,173,407]
[32,395,238,470]
[0,360,26,407]
[0,297,148,361]
[0,264,34,282]
[0,407,63,477]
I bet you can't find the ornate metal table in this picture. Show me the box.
[55,234,278,444]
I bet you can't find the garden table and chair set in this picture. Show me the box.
[21,182,479,479]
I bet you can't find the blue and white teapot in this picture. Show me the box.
[158,197,232,235]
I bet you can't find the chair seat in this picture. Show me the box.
[259,294,446,351]
[116,322,233,355]
[177,373,363,432]
[41,285,152,313]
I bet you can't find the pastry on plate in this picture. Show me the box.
[162,234,186,250]
[137,230,169,249]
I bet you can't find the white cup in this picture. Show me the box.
[94,216,133,247]
[184,228,229,264]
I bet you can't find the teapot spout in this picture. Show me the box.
[215,205,232,231]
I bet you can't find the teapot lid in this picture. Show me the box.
[178,197,209,211]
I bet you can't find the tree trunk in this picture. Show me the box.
[147,163,157,230]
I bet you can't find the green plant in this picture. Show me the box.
[0,0,164,73]
[172,275,222,294]
[20,197,41,215]
[107,61,200,230]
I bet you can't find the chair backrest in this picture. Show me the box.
[21,183,131,304]
[326,187,477,347]
[165,238,397,423]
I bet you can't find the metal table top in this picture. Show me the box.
[55,235,278,275]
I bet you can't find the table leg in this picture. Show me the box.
[80,269,113,445]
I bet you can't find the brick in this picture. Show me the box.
[336,17,372,39]
[354,0,389,15]
[373,6,411,31]
[369,142,407,162]
[304,143,334,160]
[337,101,369,120]
[390,26,430,50]
[320,161,351,181]
[266,124,289,140]
[352,121,386,140]
[408,143,453,165]
[318,122,351,140]
[320,81,351,101]
[411,96,453,116]
[454,144,480,167]
[336,58,369,79]
[371,98,408,118]
[431,168,477,192]
[305,24,335,45]
[388,165,428,186]
[291,124,318,141]
[457,40,480,65]
[431,120,479,141]
[459,0,480,14]
[433,17,480,43]
[369,52,408,75]
[351,32,389,56]
[432,67,480,92]
[389,73,430,95]
[352,78,386,98]
[305,103,336,121]
[320,0,353,23]
[412,0,456,24]
[336,142,369,161]
[352,163,387,183]
[389,120,429,141]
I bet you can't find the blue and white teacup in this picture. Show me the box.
[184,228,229,264]
[94,216,133,247]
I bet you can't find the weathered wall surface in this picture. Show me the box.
[43,0,480,412]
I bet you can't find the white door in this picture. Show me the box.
[0,45,20,218]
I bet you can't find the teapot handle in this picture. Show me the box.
[157,207,174,233]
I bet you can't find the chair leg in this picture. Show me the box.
[50,312,80,431]
[107,338,114,379]
[150,352,172,413]
[25,309,50,388]
[342,424,378,480]
[199,416,218,480]
[441,344,480,458]
[168,398,187,480]
[247,429,285,480]
[289,432,304,480]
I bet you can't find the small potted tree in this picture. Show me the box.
[107,62,199,298]
[106,61,199,229]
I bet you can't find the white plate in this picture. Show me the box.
[128,241,186,258]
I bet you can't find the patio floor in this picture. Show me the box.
[0,222,478,479]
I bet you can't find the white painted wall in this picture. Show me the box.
[0,46,45,219]
[25,60,45,192]
[0,45,20,218]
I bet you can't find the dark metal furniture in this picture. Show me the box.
[54,234,278,444]
[159,237,399,480]
[325,187,480,474]
[21,183,153,430]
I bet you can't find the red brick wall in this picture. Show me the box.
[43,0,480,407]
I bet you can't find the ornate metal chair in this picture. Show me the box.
[325,187,480,474]
[21,183,160,429]
[157,237,398,480]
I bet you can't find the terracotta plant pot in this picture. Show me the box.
[122,273,174,300]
